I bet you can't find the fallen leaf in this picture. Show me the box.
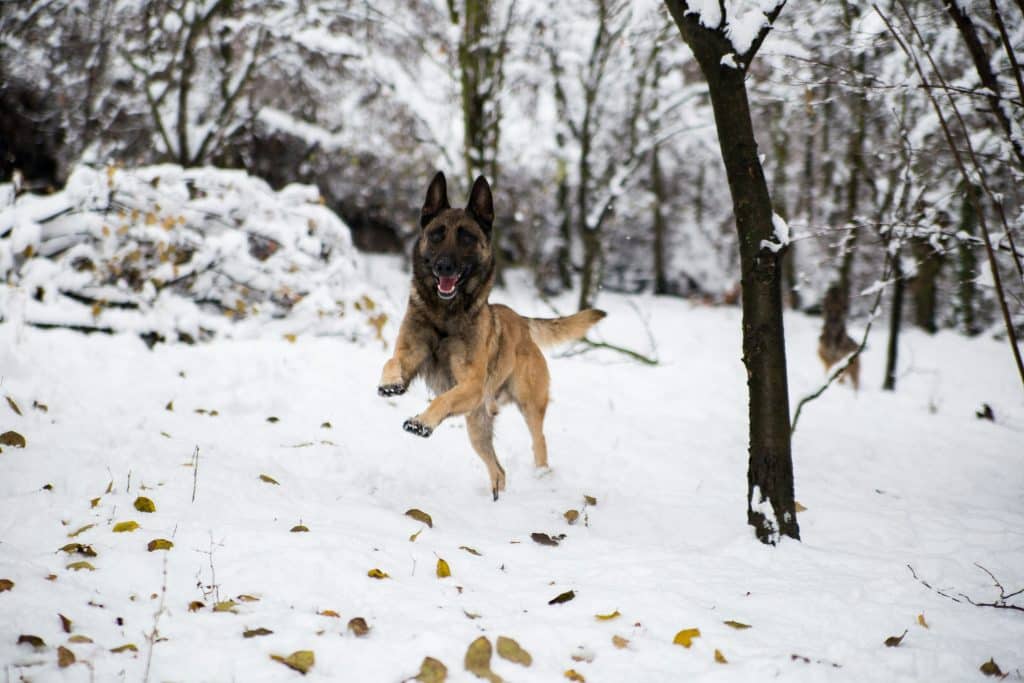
[213,600,237,613]
[459,546,482,556]
[18,634,46,649]
[794,501,807,512]
[980,658,1005,677]
[405,509,434,527]
[564,669,586,682]
[284,333,297,343]
[437,558,451,578]
[723,620,751,630]
[409,528,423,542]
[464,636,502,682]
[531,532,559,546]
[321,421,332,429]
[6,396,22,415]
[57,645,75,667]
[188,601,205,612]
[496,636,532,666]
[165,400,174,411]
[237,594,260,602]
[318,609,340,618]
[0,579,13,592]
[271,650,315,675]
[715,649,728,664]
[112,521,139,533]
[612,635,629,649]
[673,628,701,648]
[595,610,620,621]
[917,613,929,629]
[59,543,97,557]
[348,617,370,636]
[564,509,580,524]
[59,614,72,633]
[133,496,156,513]
[259,474,279,485]
[548,590,575,605]
[42,483,53,490]
[110,643,138,653]
[243,628,273,638]
[290,524,309,532]
[583,494,597,506]
[464,610,481,620]
[884,629,907,647]
[66,561,95,571]
[415,656,448,682]
[367,568,389,579]
[33,400,48,412]
[90,497,101,508]
[266,416,279,423]
[147,539,173,551]
[68,635,92,644]
[67,524,95,538]
[0,431,26,448]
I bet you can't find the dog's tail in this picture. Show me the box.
[527,309,607,349]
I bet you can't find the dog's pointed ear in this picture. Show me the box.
[421,171,450,228]
[467,175,493,234]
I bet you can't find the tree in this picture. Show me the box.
[665,0,799,544]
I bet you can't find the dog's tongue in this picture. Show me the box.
[438,276,458,294]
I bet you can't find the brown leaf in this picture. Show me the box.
[496,636,532,666]
[548,590,575,605]
[0,431,26,448]
[110,643,138,653]
[133,497,156,513]
[714,649,728,664]
[415,656,448,682]
[243,628,273,638]
[213,600,238,613]
[980,658,1005,677]
[459,546,482,556]
[188,600,205,612]
[405,508,434,528]
[318,609,340,618]
[148,539,173,551]
[90,497,101,508]
[266,416,279,423]
[68,635,92,644]
[347,617,370,637]
[6,396,22,415]
[917,613,928,629]
[60,543,97,557]
[583,494,597,506]
[67,524,95,538]
[564,670,586,682]
[165,400,174,411]
[237,594,260,602]
[409,528,423,542]
[259,474,279,485]
[794,501,807,512]
[57,645,75,668]
[723,620,751,630]
[59,614,72,633]
[884,629,908,647]
[270,650,315,675]
[112,521,139,533]
[66,561,95,571]
[531,532,559,546]
[290,524,309,532]
[612,635,629,649]
[464,636,502,682]
[0,578,13,592]
[18,634,46,650]
[564,509,580,524]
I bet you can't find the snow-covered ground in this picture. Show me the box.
[1,257,1022,682]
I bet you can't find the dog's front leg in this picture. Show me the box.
[403,358,486,438]
[378,318,428,397]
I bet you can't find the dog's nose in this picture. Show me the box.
[434,256,456,277]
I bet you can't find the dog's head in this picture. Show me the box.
[414,171,494,303]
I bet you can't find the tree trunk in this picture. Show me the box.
[957,186,981,336]
[910,239,941,334]
[883,251,904,391]
[666,1,799,544]
[652,142,669,295]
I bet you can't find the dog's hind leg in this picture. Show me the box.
[466,408,506,500]
[512,348,550,469]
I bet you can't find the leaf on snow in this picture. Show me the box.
[66,561,96,571]
[794,501,807,512]
[583,495,597,506]
[415,656,448,682]
[459,546,482,556]
[271,650,315,675]
[564,509,580,524]
[409,528,423,542]
[595,610,620,621]
[673,628,701,648]
[714,649,728,664]
[60,543,97,557]
[367,568,390,579]
[110,643,138,653]
[57,645,76,668]
[318,609,340,618]
[237,594,260,602]
[213,600,238,613]
[612,635,629,649]
[405,509,433,528]
[133,496,156,513]
[188,600,205,612]
[148,539,174,551]
[884,629,907,647]
[290,524,309,532]
[68,635,93,644]
[463,610,481,620]
[564,669,586,682]
[548,590,575,605]
[90,497,101,509]
[464,636,502,682]
[112,521,139,533]
[243,627,273,638]
[980,658,1005,677]
[531,532,559,546]
[347,617,370,637]
[496,636,532,666]
[723,620,751,630]
[18,634,46,650]
[259,474,279,485]
[0,431,26,448]
[68,524,95,538]
[59,613,72,633]
[917,613,928,629]
[0,578,13,592]
[436,558,451,579]
[6,396,22,415]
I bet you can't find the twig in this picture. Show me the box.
[576,338,659,365]
[907,563,1024,612]
[142,551,170,683]
[191,445,199,503]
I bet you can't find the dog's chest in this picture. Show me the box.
[421,336,460,395]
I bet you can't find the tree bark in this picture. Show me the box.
[666,0,799,544]
[883,251,904,391]
[910,238,941,334]
[957,186,981,336]
[651,142,669,295]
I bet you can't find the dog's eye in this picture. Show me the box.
[457,228,477,246]
[428,229,444,244]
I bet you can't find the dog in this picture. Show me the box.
[378,171,606,499]
[817,284,860,390]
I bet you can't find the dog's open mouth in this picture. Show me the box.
[436,274,461,300]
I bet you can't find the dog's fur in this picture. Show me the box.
[818,284,860,390]
[378,171,605,499]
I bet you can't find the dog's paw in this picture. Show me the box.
[402,418,433,438]
[378,383,407,397]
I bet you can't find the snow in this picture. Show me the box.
[1,258,1022,681]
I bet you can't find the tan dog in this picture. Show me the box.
[378,172,605,499]
[818,284,860,390]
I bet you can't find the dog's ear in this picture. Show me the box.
[467,175,493,234]
[421,171,450,228]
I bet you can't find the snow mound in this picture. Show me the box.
[0,165,392,345]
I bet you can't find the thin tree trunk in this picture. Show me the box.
[883,251,904,391]
[666,0,799,544]
[652,142,669,295]
[957,186,981,336]
[910,238,941,334]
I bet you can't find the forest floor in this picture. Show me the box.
[1,257,1022,682]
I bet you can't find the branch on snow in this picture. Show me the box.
[907,563,1024,613]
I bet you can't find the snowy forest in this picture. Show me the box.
[1,0,1023,681]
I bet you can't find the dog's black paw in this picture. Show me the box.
[403,418,432,438]
[378,383,407,397]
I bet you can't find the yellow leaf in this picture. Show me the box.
[213,600,237,613]
[284,333,297,343]
[271,650,315,675]
[405,508,433,527]
[496,636,531,666]
[564,509,580,524]
[459,546,482,556]
[595,610,620,621]
[68,635,93,644]
[367,568,389,579]
[243,628,273,638]
[68,524,95,538]
[259,474,279,485]
[714,649,728,664]
[57,645,76,668]
[583,494,597,506]
[133,497,156,513]
[290,524,309,532]
[794,501,807,512]
[917,613,929,629]
[347,617,370,637]
[318,609,340,618]
[110,643,138,653]
[415,656,448,682]
[409,528,423,542]
[464,636,501,682]
[673,628,701,648]
[436,558,451,579]
[612,635,629,649]
[564,670,586,682]
[90,497,101,509]
[723,620,751,630]
[59,543,97,557]
[147,539,173,551]
[66,561,95,571]
[237,594,260,602]
[112,521,139,533]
